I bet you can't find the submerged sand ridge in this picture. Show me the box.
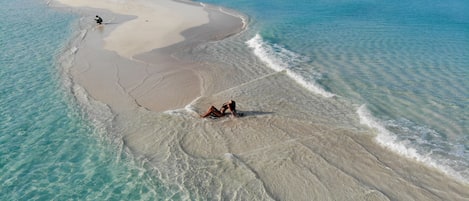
[53,0,469,200]
[118,71,469,200]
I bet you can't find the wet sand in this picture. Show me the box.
[52,0,469,200]
[53,0,243,112]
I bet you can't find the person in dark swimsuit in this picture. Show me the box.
[95,15,103,24]
[220,100,238,117]
[200,100,239,118]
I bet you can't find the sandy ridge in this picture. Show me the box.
[55,0,209,59]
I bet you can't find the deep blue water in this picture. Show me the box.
[202,0,469,181]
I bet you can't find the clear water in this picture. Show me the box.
[2,0,468,200]
[201,0,469,181]
[0,1,173,200]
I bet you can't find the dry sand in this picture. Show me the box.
[56,0,210,59]
[54,0,243,111]
[52,0,469,200]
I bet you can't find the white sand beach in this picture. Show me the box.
[56,0,209,59]
[52,0,469,200]
[54,0,243,111]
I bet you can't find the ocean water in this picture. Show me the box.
[0,1,173,200]
[200,0,469,182]
[3,0,468,200]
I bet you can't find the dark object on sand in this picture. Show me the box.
[95,15,103,24]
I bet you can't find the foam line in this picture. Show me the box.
[246,34,335,98]
[218,7,248,30]
[357,105,467,184]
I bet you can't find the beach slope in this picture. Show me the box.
[52,0,469,200]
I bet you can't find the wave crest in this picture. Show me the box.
[246,34,335,98]
[357,104,468,184]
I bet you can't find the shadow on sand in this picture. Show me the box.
[238,111,274,117]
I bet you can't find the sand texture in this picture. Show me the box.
[52,0,469,200]
[56,0,209,59]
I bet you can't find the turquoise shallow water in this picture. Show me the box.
[2,0,468,199]
[0,1,173,200]
[201,0,469,181]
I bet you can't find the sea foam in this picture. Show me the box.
[246,34,335,98]
[357,105,468,184]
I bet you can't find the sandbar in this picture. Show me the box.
[51,0,469,200]
[56,0,209,59]
[53,0,244,111]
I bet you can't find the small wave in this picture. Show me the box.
[163,108,190,116]
[79,30,87,40]
[184,96,202,113]
[72,84,117,138]
[200,2,248,32]
[357,105,468,184]
[218,7,248,30]
[246,34,335,98]
[55,26,120,145]
[70,46,78,54]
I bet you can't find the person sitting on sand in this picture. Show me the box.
[95,15,103,24]
[200,100,238,118]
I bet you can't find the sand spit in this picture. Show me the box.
[56,0,209,59]
[52,0,469,200]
